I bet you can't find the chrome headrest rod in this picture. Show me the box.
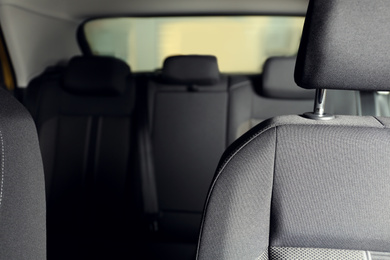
[303,88,335,120]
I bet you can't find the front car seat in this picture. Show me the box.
[0,87,46,259]
[196,0,390,259]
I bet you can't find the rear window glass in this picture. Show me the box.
[83,16,305,73]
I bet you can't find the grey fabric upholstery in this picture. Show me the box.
[197,115,390,260]
[0,87,46,259]
[25,56,135,260]
[197,1,390,259]
[262,56,315,99]
[295,0,390,91]
[269,247,369,259]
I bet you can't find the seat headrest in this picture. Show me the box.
[295,0,390,91]
[162,55,220,85]
[262,56,315,99]
[63,56,131,96]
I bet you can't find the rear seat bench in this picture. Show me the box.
[23,54,366,260]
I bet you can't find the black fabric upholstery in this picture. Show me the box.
[141,56,228,259]
[148,78,228,234]
[162,55,220,85]
[63,56,130,96]
[25,57,135,260]
[152,88,228,213]
[295,0,390,91]
[262,56,315,99]
[0,88,46,259]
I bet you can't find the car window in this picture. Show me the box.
[0,28,15,91]
[83,16,305,73]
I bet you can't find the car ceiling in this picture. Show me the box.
[0,0,309,87]
[0,0,309,19]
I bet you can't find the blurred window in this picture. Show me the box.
[83,16,305,73]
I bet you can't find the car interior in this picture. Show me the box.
[0,0,389,259]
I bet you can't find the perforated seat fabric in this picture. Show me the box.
[0,87,46,259]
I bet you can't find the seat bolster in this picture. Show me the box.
[0,88,46,260]
[197,127,276,260]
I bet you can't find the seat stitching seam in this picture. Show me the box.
[268,126,278,255]
[0,131,4,207]
[218,118,388,176]
[217,124,278,175]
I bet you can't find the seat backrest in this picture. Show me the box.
[147,55,228,240]
[0,87,46,259]
[196,1,390,259]
[25,55,134,259]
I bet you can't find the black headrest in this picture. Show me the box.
[162,55,220,85]
[63,56,131,96]
[262,56,315,100]
[295,0,390,91]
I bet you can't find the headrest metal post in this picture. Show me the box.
[314,88,326,115]
[303,88,335,120]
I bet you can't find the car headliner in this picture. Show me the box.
[0,0,309,19]
[0,0,309,87]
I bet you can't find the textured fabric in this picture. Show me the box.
[63,56,131,96]
[270,247,365,259]
[270,123,390,251]
[197,115,390,260]
[262,56,315,99]
[0,88,46,259]
[257,250,269,260]
[162,55,220,85]
[197,128,276,259]
[295,0,390,91]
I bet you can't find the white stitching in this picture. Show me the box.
[0,131,4,207]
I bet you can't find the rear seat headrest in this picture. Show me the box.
[63,56,131,96]
[162,55,220,85]
[262,56,315,100]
